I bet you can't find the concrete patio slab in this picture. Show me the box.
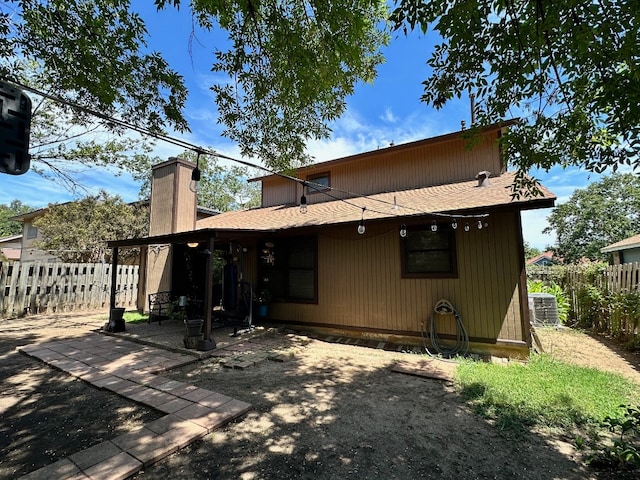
[69,441,122,471]
[83,451,142,480]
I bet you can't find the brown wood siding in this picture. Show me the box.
[149,164,176,236]
[174,162,197,233]
[261,176,297,207]
[261,134,502,208]
[269,210,524,344]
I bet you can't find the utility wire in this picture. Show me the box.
[10,79,489,221]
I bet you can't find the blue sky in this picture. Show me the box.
[0,2,607,249]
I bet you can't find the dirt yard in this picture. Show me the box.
[1,313,638,479]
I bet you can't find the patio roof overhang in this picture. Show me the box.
[106,228,269,249]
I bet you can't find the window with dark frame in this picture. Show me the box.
[306,172,330,195]
[401,225,457,277]
[258,236,317,303]
[26,224,38,239]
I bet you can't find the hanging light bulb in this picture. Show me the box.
[484,221,489,229]
[451,218,458,230]
[477,220,483,230]
[189,152,202,193]
[464,222,470,232]
[392,195,398,210]
[300,194,308,214]
[357,207,366,235]
[431,220,438,232]
[399,224,407,238]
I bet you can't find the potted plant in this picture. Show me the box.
[256,289,272,318]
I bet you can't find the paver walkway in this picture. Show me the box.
[16,334,252,480]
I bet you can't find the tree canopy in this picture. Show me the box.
[0,200,33,237]
[4,0,638,186]
[391,0,640,194]
[544,173,640,263]
[3,0,388,172]
[33,191,148,263]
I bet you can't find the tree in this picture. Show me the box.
[21,65,161,192]
[3,0,388,172]
[523,241,541,261]
[390,1,640,195]
[33,191,148,263]
[544,173,640,263]
[0,200,34,236]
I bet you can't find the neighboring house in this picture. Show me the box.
[526,251,560,266]
[601,234,640,265]
[0,234,22,261]
[109,122,556,358]
[11,202,219,264]
[10,208,60,263]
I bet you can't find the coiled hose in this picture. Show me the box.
[421,299,469,358]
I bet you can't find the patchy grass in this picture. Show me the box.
[455,354,640,436]
[123,311,148,324]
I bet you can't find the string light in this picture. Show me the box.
[464,222,470,232]
[399,224,407,238]
[189,151,202,193]
[357,208,366,235]
[477,220,483,230]
[7,80,494,229]
[451,219,458,229]
[431,220,438,232]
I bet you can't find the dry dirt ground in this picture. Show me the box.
[1,313,639,480]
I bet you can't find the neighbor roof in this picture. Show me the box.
[197,171,555,232]
[601,233,640,253]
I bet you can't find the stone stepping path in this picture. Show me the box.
[16,334,252,480]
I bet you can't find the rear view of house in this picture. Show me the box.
[111,122,555,358]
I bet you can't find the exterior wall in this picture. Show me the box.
[19,219,59,263]
[261,131,503,208]
[620,248,640,265]
[267,209,527,356]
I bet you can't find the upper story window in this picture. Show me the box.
[306,172,330,195]
[26,224,38,239]
[401,224,457,278]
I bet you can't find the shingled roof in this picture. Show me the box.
[196,171,555,233]
[601,233,640,253]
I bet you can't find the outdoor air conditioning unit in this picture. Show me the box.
[528,293,560,327]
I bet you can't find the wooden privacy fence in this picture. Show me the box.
[564,263,640,293]
[564,263,640,341]
[0,261,139,318]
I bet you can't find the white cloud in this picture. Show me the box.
[381,107,397,124]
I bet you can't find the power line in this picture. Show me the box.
[10,79,489,222]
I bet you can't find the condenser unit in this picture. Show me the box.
[528,293,560,327]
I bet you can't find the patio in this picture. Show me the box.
[6,312,307,479]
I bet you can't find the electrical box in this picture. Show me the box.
[0,80,32,175]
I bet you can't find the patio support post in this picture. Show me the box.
[199,236,216,350]
[109,247,118,311]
